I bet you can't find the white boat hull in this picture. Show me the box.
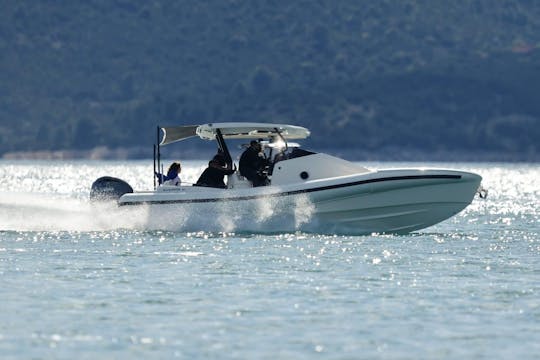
[118,168,481,235]
[308,170,481,234]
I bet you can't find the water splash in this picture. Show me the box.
[0,192,148,232]
[0,191,317,233]
[142,194,317,233]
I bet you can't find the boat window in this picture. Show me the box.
[288,148,316,159]
[272,147,316,163]
[268,148,316,175]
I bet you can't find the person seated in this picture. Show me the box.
[195,154,235,188]
[155,162,182,186]
[239,140,269,187]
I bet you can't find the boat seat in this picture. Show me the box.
[227,172,252,189]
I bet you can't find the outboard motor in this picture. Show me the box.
[90,176,133,203]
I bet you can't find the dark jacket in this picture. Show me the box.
[196,163,235,188]
[239,147,268,186]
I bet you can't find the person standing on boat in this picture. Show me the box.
[155,162,182,186]
[195,154,235,188]
[239,140,268,187]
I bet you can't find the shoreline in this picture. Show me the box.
[1,146,538,163]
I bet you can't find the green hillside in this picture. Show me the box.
[1,0,539,160]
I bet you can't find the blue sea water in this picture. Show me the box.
[0,160,539,359]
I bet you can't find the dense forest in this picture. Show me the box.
[1,0,539,161]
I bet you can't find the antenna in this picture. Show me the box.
[156,126,161,188]
[153,144,156,190]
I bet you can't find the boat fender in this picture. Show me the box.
[90,176,133,202]
[300,171,309,180]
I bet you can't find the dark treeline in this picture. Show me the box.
[1,0,539,160]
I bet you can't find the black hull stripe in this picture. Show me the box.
[119,174,461,206]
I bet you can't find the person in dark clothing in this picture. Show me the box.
[195,154,235,188]
[239,140,269,187]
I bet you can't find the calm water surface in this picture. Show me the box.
[0,160,539,359]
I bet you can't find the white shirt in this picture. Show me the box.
[164,176,181,186]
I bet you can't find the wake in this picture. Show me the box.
[0,192,148,232]
[0,192,319,233]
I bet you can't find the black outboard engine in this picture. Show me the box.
[90,176,133,203]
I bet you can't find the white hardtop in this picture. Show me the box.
[160,122,310,145]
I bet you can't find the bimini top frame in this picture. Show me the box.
[160,122,310,145]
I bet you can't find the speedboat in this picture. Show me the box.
[90,122,483,234]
